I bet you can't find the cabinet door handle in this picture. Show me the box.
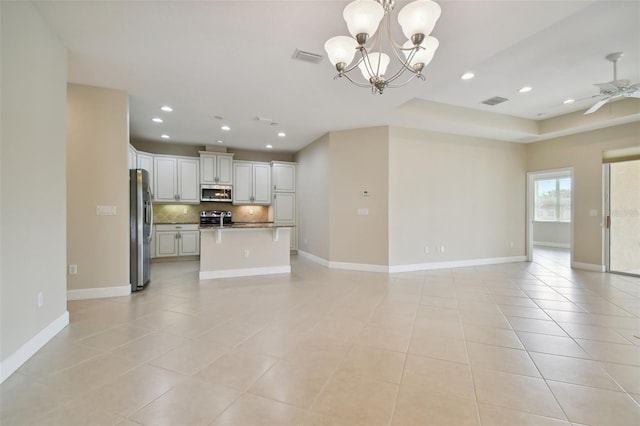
[215,177,219,183]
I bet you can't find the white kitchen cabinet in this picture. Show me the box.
[177,159,199,202]
[128,145,137,170]
[199,152,234,185]
[136,151,155,195]
[273,192,296,223]
[271,162,297,251]
[271,162,296,192]
[154,224,200,257]
[233,161,271,205]
[153,155,199,203]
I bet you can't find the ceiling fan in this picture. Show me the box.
[584,52,640,114]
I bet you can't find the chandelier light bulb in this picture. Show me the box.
[359,52,390,80]
[324,36,359,69]
[398,0,441,41]
[343,0,385,42]
[402,36,439,69]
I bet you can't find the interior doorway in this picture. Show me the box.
[526,168,573,267]
[604,159,640,277]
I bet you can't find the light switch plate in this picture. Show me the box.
[357,208,369,216]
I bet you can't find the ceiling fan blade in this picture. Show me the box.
[626,90,640,99]
[584,98,610,114]
[611,79,631,88]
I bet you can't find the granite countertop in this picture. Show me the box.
[155,222,200,225]
[199,222,294,230]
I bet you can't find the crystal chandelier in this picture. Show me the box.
[324,0,441,94]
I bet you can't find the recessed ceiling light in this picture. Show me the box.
[221,125,231,131]
[518,86,532,93]
[152,117,163,123]
[217,140,223,144]
[161,134,170,139]
[563,98,575,104]
[277,132,286,137]
[161,106,173,112]
[460,72,475,80]
[266,144,273,149]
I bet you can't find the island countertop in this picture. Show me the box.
[199,222,294,230]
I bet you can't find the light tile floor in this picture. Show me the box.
[2,255,640,426]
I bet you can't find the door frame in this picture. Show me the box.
[526,168,574,265]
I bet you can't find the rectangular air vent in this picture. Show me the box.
[292,49,324,64]
[481,96,509,106]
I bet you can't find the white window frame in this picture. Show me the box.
[534,174,572,223]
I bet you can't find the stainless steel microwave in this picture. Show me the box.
[201,184,232,202]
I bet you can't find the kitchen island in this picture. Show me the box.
[199,223,293,279]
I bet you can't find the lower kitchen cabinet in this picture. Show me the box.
[154,224,200,257]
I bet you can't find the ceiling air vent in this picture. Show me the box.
[481,96,509,106]
[292,49,324,64]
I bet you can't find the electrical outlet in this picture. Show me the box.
[183,208,188,215]
[510,241,514,248]
[243,249,250,257]
[440,245,445,253]
[424,246,430,254]
[69,264,78,275]
[37,292,43,308]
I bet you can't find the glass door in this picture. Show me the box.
[606,159,640,276]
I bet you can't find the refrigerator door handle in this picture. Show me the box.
[147,200,154,242]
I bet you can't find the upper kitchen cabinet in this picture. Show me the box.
[233,161,271,205]
[137,152,154,176]
[128,145,137,170]
[199,152,234,185]
[154,155,200,203]
[271,161,296,192]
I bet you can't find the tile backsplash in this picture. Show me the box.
[153,203,270,224]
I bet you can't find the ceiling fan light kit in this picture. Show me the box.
[583,52,640,114]
[324,0,441,94]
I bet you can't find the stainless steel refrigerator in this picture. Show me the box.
[130,169,153,292]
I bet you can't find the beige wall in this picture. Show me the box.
[329,127,390,266]
[389,127,527,265]
[131,139,295,162]
[1,2,68,365]
[527,121,640,267]
[67,84,129,291]
[295,134,330,260]
[533,222,571,246]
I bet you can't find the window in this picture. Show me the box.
[535,176,571,222]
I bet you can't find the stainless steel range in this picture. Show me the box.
[200,210,232,226]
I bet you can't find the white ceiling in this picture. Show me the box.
[34,0,640,152]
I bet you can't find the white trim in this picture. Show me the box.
[297,250,330,267]
[572,261,606,272]
[329,261,389,273]
[533,241,571,249]
[388,256,527,273]
[199,265,291,280]
[67,285,131,301]
[1,311,69,383]
[298,251,527,273]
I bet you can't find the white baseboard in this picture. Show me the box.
[298,251,527,274]
[533,241,571,249]
[297,250,330,267]
[67,285,131,301]
[1,311,69,383]
[199,265,291,280]
[572,261,606,272]
[329,261,390,273]
[388,256,527,273]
